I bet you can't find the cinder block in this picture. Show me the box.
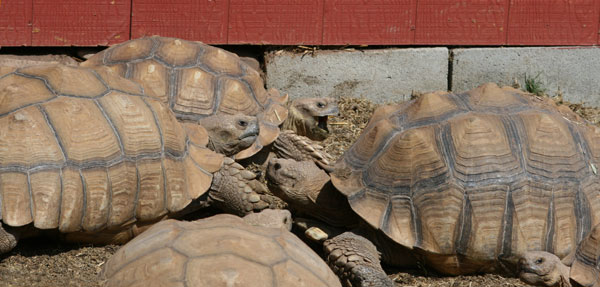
[452,47,600,106]
[0,54,79,68]
[265,48,448,104]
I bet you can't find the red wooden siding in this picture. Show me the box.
[0,0,32,46]
[1,0,600,46]
[131,0,229,43]
[507,0,600,46]
[228,0,324,45]
[414,0,508,45]
[31,0,129,46]
[323,0,417,45]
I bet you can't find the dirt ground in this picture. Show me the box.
[1,93,598,287]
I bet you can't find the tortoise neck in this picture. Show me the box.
[281,103,307,135]
[557,264,571,287]
[206,138,229,156]
[206,138,217,153]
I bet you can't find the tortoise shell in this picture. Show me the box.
[570,223,600,287]
[0,64,223,243]
[102,214,342,287]
[82,36,288,159]
[331,83,600,274]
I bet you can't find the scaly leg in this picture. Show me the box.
[209,157,279,216]
[0,223,17,254]
[324,232,394,287]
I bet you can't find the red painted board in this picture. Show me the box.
[0,0,32,46]
[228,0,323,45]
[31,0,129,46]
[507,0,600,46]
[323,0,417,45]
[132,0,229,43]
[415,0,509,45]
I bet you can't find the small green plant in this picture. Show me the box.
[524,73,546,96]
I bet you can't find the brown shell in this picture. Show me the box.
[82,36,288,160]
[101,214,342,287]
[570,223,600,287]
[331,83,600,274]
[0,64,223,242]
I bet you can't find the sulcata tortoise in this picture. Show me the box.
[101,210,342,287]
[519,223,600,287]
[267,83,600,286]
[81,36,339,161]
[0,64,273,254]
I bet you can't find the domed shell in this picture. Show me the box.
[82,36,288,160]
[331,83,600,274]
[102,214,342,287]
[570,223,600,287]
[0,64,223,241]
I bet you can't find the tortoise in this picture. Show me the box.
[101,210,342,287]
[266,83,600,286]
[0,64,274,254]
[81,36,339,161]
[519,223,600,287]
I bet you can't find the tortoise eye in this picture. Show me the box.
[535,258,544,264]
[316,102,325,108]
[238,120,248,127]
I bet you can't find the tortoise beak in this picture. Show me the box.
[325,106,340,117]
[239,120,259,140]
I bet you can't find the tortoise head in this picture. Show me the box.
[266,158,330,208]
[266,158,359,228]
[518,251,571,287]
[199,114,259,157]
[283,97,339,141]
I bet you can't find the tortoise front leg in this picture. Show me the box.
[272,130,334,171]
[208,157,278,216]
[324,232,394,287]
[0,223,18,254]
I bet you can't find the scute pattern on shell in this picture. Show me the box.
[331,83,600,274]
[83,36,269,120]
[82,36,288,159]
[0,65,223,241]
[101,215,342,287]
[570,223,600,287]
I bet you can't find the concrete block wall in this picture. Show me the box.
[266,46,600,107]
[265,48,449,104]
[452,47,600,107]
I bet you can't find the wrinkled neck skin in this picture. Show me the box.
[207,138,239,157]
[547,262,572,287]
[555,265,572,287]
[281,104,308,135]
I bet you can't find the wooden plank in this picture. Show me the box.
[0,0,32,46]
[31,0,130,46]
[323,0,417,45]
[131,0,229,43]
[1,1,600,46]
[228,0,323,45]
[507,0,600,46]
[415,0,509,45]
